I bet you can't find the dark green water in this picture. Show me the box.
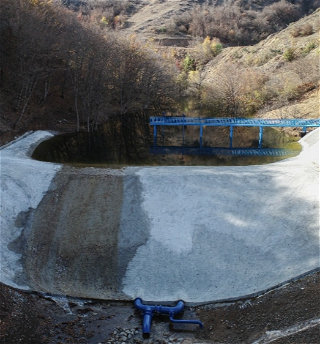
[32,126,301,167]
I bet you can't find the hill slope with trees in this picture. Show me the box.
[59,0,320,44]
[0,0,179,157]
[1,0,319,148]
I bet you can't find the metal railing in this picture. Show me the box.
[150,116,320,128]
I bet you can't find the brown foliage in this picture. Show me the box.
[174,1,306,45]
[0,0,178,135]
[203,64,268,117]
[291,23,314,37]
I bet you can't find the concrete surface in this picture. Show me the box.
[0,131,61,289]
[0,129,319,303]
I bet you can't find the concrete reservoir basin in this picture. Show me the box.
[1,129,319,303]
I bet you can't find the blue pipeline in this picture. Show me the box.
[134,298,203,336]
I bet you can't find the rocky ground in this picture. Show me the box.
[1,270,319,344]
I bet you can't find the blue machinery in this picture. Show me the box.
[134,298,203,337]
[150,116,320,156]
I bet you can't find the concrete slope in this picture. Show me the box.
[0,129,319,303]
[0,131,61,289]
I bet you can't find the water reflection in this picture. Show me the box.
[32,124,301,167]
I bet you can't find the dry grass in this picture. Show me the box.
[202,9,320,121]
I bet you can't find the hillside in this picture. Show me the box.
[123,0,195,34]
[202,8,319,131]
[67,0,320,35]
[121,0,320,37]
[62,0,320,43]
[153,7,319,130]
[0,0,319,146]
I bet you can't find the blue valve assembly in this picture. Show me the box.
[134,298,203,337]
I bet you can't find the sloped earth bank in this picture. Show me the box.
[1,270,319,344]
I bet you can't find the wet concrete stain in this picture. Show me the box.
[23,166,125,299]
[118,168,151,290]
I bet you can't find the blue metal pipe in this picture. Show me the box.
[154,125,157,147]
[134,298,203,336]
[259,126,263,149]
[169,315,204,328]
[142,312,153,334]
[229,125,233,148]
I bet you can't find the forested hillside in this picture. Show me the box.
[58,0,320,45]
[181,8,320,122]
[0,0,178,147]
[0,0,319,149]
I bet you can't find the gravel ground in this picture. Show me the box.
[1,270,319,344]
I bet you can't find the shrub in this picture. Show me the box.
[100,16,109,26]
[193,36,223,65]
[203,64,269,117]
[283,47,296,61]
[210,39,223,57]
[280,82,301,101]
[173,12,191,32]
[232,51,243,60]
[154,26,167,33]
[182,55,196,72]
[262,0,301,30]
[291,28,301,37]
[291,23,314,37]
[250,48,283,66]
[295,82,317,95]
[301,23,314,36]
[303,41,317,54]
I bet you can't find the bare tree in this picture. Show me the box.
[0,0,70,128]
[204,64,267,117]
